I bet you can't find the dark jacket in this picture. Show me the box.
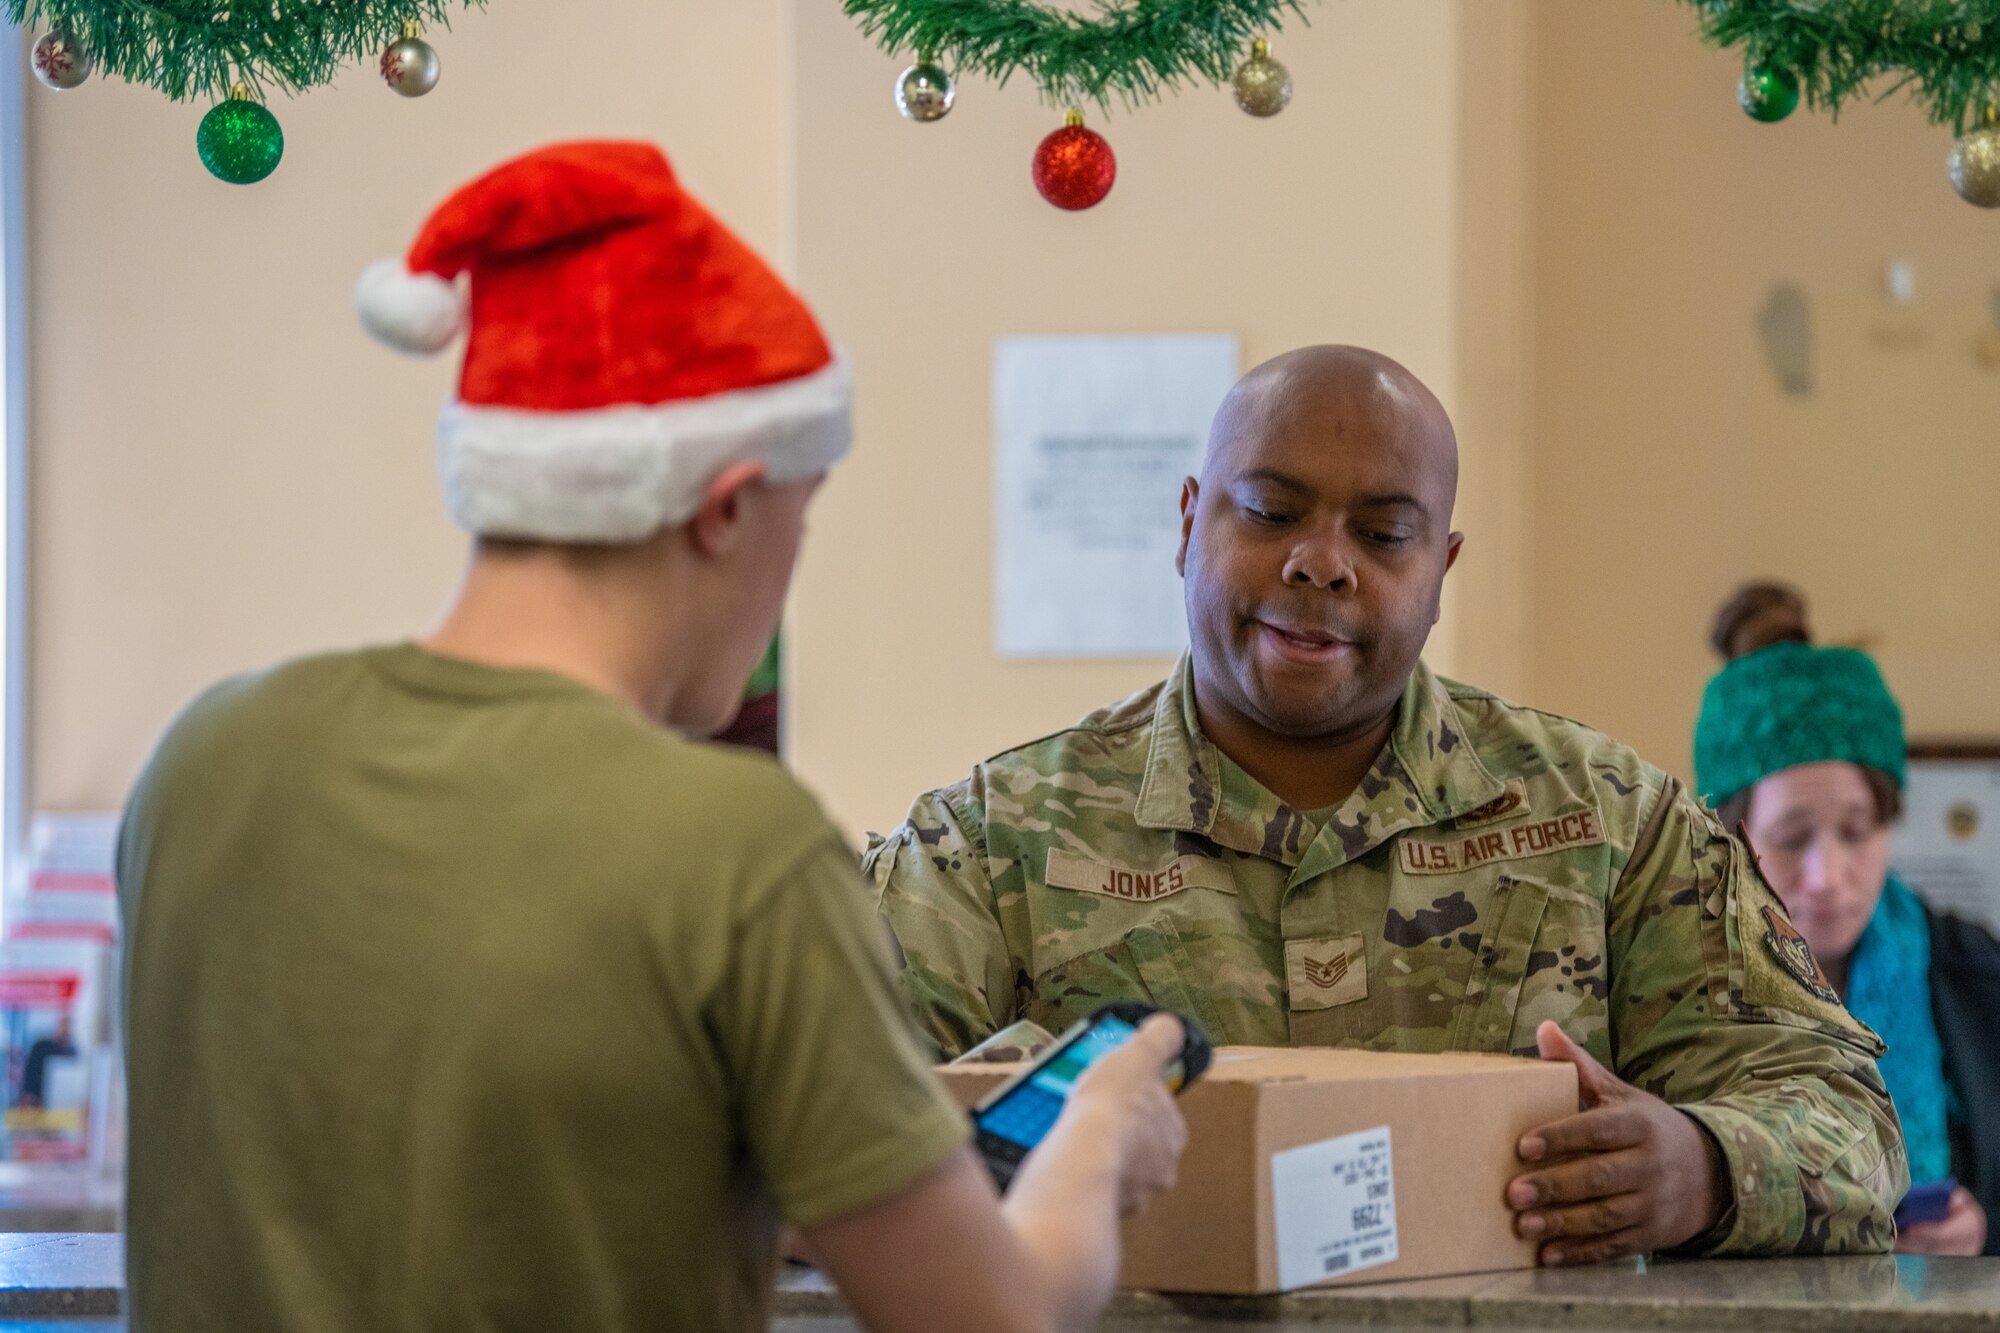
[1928,906,2000,1255]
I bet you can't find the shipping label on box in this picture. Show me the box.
[1272,1124,1398,1288]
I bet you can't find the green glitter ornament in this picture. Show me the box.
[198,85,284,185]
[1738,61,1799,123]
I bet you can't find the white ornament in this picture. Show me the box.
[32,30,90,91]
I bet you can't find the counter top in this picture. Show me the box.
[14,1237,2000,1329]
[777,1255,2000,1330]
[0,1233,121,1317]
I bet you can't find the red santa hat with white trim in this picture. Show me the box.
[354,139,850,543]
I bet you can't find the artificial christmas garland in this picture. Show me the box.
[1682,0,2000,131]
[1683,0,2000,205]
[843,0,1306,111]
[5,0,477,102]
[11,1,474,183]
[850,0,1308,210]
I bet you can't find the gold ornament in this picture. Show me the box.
[1232,38,1292,118]
[1950,106,2000,207]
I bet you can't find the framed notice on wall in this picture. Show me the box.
[1894,743,2000,935]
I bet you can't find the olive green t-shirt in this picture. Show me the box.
[116,645,969,1332]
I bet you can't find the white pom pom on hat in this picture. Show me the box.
[355,259,466,356]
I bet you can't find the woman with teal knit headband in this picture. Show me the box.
[1696,583,2000,1257]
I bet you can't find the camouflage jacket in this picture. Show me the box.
[865,657,1906,1258]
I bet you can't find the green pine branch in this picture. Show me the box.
[844,0,1311,113]
[1681,0,2000,130]
[7,0,485,103]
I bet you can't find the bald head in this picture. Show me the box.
[1176,344,1466,751]
[1204,346,1458,510]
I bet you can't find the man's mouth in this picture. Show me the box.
[1255,619,1359,664]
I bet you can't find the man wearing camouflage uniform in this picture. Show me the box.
[868,346,1905,1265]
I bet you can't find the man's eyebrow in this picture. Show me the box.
[1231,471,1433,515]
[1356,492,1426,512]
[1233,467,1310,493]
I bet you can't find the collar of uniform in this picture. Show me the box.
[1134,656,1506,873]
[1286,660,1508,883]
[1134,655,1232,843]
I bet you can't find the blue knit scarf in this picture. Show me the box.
[1845,875,1951,1185]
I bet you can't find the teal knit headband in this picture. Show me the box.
[1693,641,1906,805]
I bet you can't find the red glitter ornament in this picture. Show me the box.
[1032,109,1116,211]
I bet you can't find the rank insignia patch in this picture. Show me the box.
[1301,951,1349,989]
[1286,935,1368,1011]
[1760,904,1840,1005]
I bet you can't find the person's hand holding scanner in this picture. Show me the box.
[1014,1013,1191,1215]
[806,1014,1190,1333]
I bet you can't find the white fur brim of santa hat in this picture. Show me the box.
[435,352,852,543]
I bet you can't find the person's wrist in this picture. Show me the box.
[1674,1110,1731,1247]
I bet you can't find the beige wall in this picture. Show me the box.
[25,0,2000,834]
[1447,0,1535,706]
[26,0,783,811]
[29,0,1534,840]
[1528,0,2000,784]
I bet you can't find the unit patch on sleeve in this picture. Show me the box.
[1044,848,1236,903]
[1759,904,1841,1005]
[1396,809,1606,876]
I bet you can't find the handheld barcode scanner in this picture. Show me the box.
[970,1001,1212,1192]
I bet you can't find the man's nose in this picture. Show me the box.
[1281,532,1355,590]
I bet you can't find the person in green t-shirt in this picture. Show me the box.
[117,140,1188,1333]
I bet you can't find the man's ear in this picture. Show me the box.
[1175,477,1200,577]
[688,461,771,557]
[1432,532,1466,626]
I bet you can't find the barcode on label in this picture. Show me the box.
[1322,1252,1350,1274]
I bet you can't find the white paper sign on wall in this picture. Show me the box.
[992,334,1239,659]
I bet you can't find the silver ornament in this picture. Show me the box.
[895,61,954,123]
[1232,38,1292,118]
[380,23,440,98]
[31,29,90,91]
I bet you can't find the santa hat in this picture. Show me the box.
[355,140,851,542]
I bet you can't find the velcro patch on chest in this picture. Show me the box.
[1286,935,1368,1010]
[1453,780,1529,829]
[1043,848,1236,903]
[1397,809,1606,876]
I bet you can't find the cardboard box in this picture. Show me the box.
[940,1045,1577,1294]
